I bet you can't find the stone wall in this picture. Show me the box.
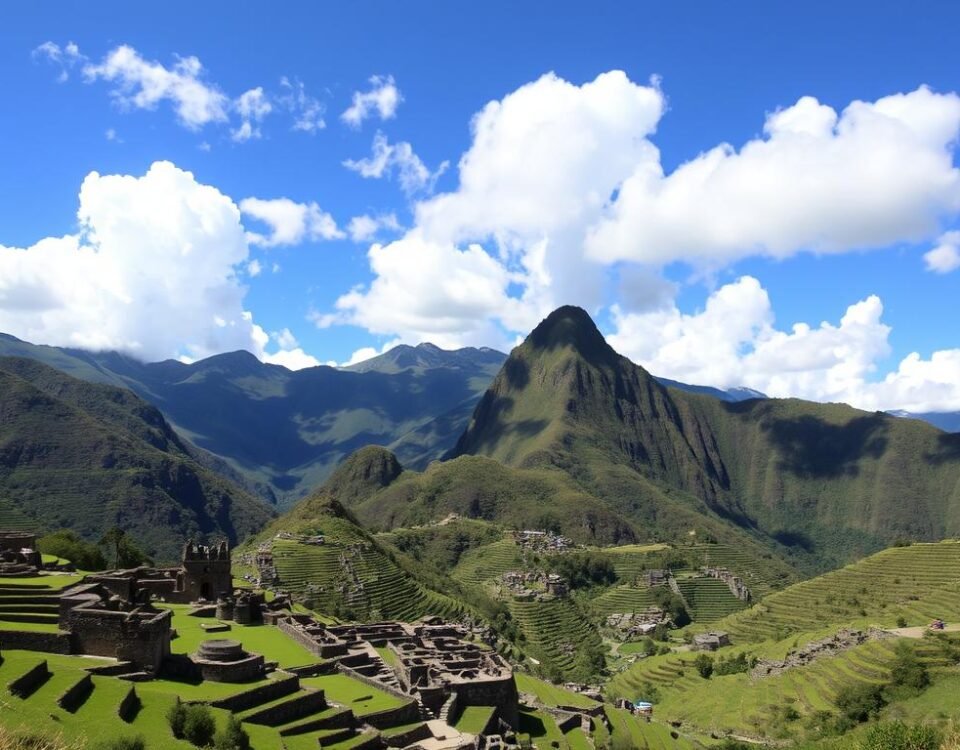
[360,700,421,729]
[451,674,519,728]
[7,659,49,697]
[337,662,413,703]
[0,630,72,654]
[195,653,265,683]
[210,673,300,711]
[242,689,327,726]
[57,674,93,711]
[381,722,431,747]
[65,606,172,672]
[118,686,140,722]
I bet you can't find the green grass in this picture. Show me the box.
[515,674,599,709]
[453,705,495,734]
[510,597,605,681]
[165,604,317,668]
[300,673,406,716]
[675,577,748,622]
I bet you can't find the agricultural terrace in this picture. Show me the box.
[708,541,960,643]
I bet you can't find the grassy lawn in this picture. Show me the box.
[0,619,63,632]
[164,604,317,668]
[300,672,406,716]
[518,708,567,749]
[454,705,495,734]
[0,573,84,588]
[515,673,599,709]
[375,645,399,668]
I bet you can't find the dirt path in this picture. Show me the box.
[885,624,960,638]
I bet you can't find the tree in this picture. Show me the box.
[99,526,150,569]
[214,716,250,750]
[183,704,216,747]
[835,683,886,724]
[888,642,929,692]
[37,530,107,570]
[167,701,187,739]
[694,653,714,679]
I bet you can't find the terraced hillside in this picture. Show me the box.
[675,577,747,622]
[590,584,659,618]
[270,538,467,622]
[0,498,35,530]
[451,538,525,585]
[509,598,605,681]
[0,576,83,632]
[609,631,960,741]
[711,541,960,643]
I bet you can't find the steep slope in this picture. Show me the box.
[0,357,273,561]
[452,306,960,569]
[0,335,505,505]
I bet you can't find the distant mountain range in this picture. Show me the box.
[0,356,272,561]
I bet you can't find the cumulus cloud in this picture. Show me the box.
[341,75,401,127]
[343,132,448,196]
[239,197,344,247]
[0,161,263,360]
[608,276,960,412]
[82,45,229,129]
[261,328,323,370]
[924,230,960,273]
[232,87,272,142]
[325,72,960,350]
[586,86,960,266]
[347,213,402,242]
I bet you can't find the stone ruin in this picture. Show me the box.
[84,540,233,605]
[701,566,752,602]
[605,607,669,638]
[279,615,520,730]
[692,631,730,651]
[0,531,43,577]
[191,638,266,683]
[512,530,574,553]
[751,628,892,678]
[642,569,670,588]
[500,570,568,600]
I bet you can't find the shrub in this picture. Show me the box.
[183,704,216,747]
[889,641,930,693]
[835,683,886,724]
[714,651,751,676]
[214,717,250,750]
[857,721,940,750]
[92,738,146,750]
[167,701,187,739]
[694,653,714,679]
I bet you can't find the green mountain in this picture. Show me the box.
[453,306,960,570]
[0,356,273,561]
[0,335,506,506]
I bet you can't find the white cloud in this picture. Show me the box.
[324,72,960,371]
[246,259,262,277]
[82,45,229,129]
[318,234,515,350]
[341,75,401,127]
[279,77,326,133]
[32,41,83,82]
[232,87,272,142]
[240,197,344,247]
[924,230,960,273]
[261,328,322,370]
[586,86,960,266]
[343,132,448,196]
[608,276,960,412]
[347,213,402,242]
[0,161,262,361]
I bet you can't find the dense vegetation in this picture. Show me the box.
[0,357,273,562]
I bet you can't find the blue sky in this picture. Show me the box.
[2,1,960,412]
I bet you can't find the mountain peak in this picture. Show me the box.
[524,306,616,363]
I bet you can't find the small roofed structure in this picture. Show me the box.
[693,631,730,651]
